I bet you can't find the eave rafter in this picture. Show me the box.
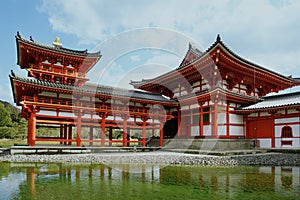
[216,44,299,94]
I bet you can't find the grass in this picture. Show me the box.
[0,139,27,148]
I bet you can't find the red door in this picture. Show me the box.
[246,118,274,147]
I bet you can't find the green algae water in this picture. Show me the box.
[0,162,299,200]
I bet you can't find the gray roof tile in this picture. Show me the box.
[238,92,300,110]
[10,74,177,104]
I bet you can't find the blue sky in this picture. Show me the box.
[1,0,300,104]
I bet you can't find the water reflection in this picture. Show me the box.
[0,163,299,200]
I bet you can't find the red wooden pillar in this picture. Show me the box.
[226,103,230,137]
[27,168,36,199]
[142,119,147,147]
[68,124,72,146]
[99,112,108,147]
[101,116,106,147]
[76,111,82,147]
[177,110,181,137]
[159,119,165,147]
[122,115,128,147]
[212,103,218,137]
[200,104,203,137]
[27,110,37,146]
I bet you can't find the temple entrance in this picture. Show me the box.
[163,118,178,138]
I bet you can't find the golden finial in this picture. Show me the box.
[53,37,62,48]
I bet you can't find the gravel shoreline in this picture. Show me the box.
[1,152,300,166]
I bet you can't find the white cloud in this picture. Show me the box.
[39,0,300,83]
[130,55,140,62]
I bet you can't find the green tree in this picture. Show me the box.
[0,103,12,127]
[15,118,27,139]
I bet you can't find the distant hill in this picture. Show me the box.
[0,100,20,112]
[0,100,21,122]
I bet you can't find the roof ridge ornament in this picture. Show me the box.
[53,37,62,48]
[17,31,22,39]
[10,70,15,77]
[30,36,34,42]
[216,34,221,42]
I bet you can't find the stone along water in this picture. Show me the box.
[0,162,299,200]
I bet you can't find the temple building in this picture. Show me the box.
[10,33,300,148]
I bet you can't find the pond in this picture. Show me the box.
[0,162,299,200]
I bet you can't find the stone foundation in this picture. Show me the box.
[163,138,256,151]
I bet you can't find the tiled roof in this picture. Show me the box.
[131,34,300,86]
[238,92,300,110]
[16,32,101,58]
[10,73,177,104]
[177,43,203,69]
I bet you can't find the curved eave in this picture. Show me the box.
[16,34,102,73]
[16,35,101,58]
[9,75,18,104]
[211,37,300,86]
[10,75,177,106]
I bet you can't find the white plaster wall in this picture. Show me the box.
[58,93,72,98]
[229,103,236,107]
[249,113,258,117]
[258,139,272,148]
[181,105,189,110]
[275,138,281,148]
[229,114,243,124]
[218,125,226,135]
[287,109,298,114]
[192,87,200,93]
[202,84,209,91]
[275,117,299,124]
[229,126,244,136]
[240,90,246,95]
[170,108,177,112]
[260,112,271,117]
[192,81,200,87]
[286,138,299,148]
[218,113,226,124]
[191,126,200,136]
[190,104,199,109]
[181,91,188,96]
[203,125,211,136]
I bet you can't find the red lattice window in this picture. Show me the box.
[281,126,293,138]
